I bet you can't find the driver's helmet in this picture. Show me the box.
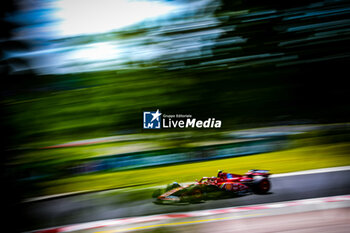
[169,181,180,189]
[172,181,180,187]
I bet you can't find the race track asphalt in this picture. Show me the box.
[20,170,350,232]
[130,207,350,233]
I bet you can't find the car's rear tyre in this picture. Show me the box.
[191,188,203,202]
[181,187,203,203]
[252,177,271,194]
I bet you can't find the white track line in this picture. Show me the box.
[30,194,350,233]
[271,165,350,178]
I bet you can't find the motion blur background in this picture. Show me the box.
[1,0,350,232]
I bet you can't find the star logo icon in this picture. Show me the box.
[150,109,162,122]
[143,110,162,129]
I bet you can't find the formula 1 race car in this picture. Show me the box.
[153,170,271,204]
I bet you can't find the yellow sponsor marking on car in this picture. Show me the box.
[159,187,183,198]
[95,213,263,233]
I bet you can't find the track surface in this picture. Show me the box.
[21,170,350,232]
[131,208,350,233]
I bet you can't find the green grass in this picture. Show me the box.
[40,142,350,196]
[15,131,226,165]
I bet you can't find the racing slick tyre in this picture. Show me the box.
[180,187,203,203]
[252,177,271,194]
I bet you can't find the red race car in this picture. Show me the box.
[153,170,271,204]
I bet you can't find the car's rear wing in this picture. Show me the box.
[245,169,271,177]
